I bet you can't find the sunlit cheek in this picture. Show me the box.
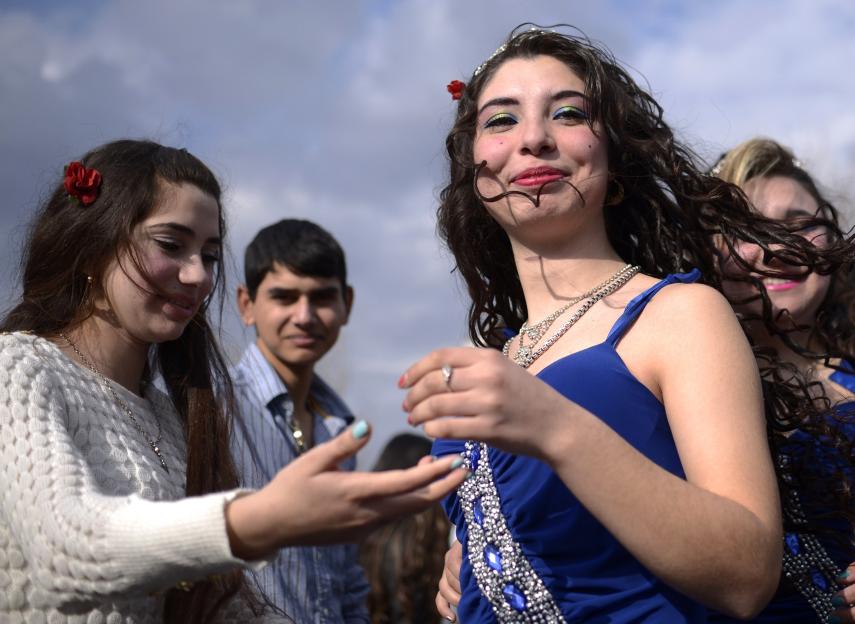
[473,137,509,197]
[143,252,180,286]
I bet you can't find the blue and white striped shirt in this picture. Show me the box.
[230,342,369,624]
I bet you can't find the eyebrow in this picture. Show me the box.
[149,222,221,245]
[783,207,820,219]
[478,89,587,116]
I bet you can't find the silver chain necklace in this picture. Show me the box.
[518,263,637,346]
[60,333,169,473]
[503,265,641,368]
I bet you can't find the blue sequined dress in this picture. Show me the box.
[709,365,855,623]
[433,271,708,623]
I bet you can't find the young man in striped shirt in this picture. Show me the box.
[231,218,368,622]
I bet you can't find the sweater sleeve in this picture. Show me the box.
[0,336,264,608]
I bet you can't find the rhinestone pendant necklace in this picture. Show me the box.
[60,333,169,473]
[517,263,637,349]
[503,265,640,368]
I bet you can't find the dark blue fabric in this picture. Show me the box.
[433,270,708,623]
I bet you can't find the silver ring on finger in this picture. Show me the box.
[441,363,454,391]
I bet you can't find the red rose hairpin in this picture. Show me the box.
[64,161,102,206]
[447,80,465,101]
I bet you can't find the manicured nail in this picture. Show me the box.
[831,595,845,607]
[407,414,415,426]
[398,374,407,389]
[451,458,464,469]
[465,470,476,481]
[838,570,850,581]
[352,420,369,439]
[401,399,409,412]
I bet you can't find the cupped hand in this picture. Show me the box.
[401,347,574,460]
[226,420,467,560]
[435,539,463,621]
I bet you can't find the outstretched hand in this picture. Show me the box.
[400,347,574,460]
[226,420,467,560]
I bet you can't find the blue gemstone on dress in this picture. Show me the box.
[470,446,480,472]
[812,570,829,591]
[473,497,484,526]
[785,532,800,555]
[484,544,503,573]
[503,583,527,612]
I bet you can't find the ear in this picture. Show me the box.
[236,284,255,327]
[343,286,354,324]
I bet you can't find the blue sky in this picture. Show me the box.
[2,0,854,466]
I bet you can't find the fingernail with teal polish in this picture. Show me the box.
[352,420,369,439]
[451,458,464,469]
[465,470,476,481]
[831,595,845,607]
[430,455,438,462]
[838,570,850,581]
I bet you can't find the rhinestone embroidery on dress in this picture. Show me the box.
[459,441,565,622]
[777,453,839,621]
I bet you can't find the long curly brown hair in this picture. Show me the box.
[359,434,451,624]
[1,139,265,623]
[438,25,855,553]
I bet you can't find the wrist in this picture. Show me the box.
[537,401,582,469]
[225,489,278,560]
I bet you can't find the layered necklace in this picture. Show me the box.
[60,333,169,473]
[503,264,640,368]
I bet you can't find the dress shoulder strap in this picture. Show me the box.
[830,361,855,394]
[605,269,702,347]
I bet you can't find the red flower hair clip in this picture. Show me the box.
[64,161,102,206]
[447,80,466,101]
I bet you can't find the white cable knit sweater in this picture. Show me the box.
[0,331,280,623]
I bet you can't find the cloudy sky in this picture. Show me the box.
[3,0,854,467]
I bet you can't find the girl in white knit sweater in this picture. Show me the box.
[0,139,467,623]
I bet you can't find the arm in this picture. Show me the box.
[404,284,781,618]
[0,337,467,609]
[0,343,254,608]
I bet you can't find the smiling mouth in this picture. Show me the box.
[511,167,567,187]
[288,334,322,343]
[761,276,804,291]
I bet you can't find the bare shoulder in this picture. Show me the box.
[630,281,752,369]
[641,281,739,333]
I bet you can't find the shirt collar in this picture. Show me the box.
[235,342,354,423]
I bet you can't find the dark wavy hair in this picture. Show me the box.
[712,137,855,363]
[359,434,451,624]
[1,139,261,623]
[438,26,855,559]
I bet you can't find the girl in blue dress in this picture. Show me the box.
[400,27,855,623]
[710,138,855,623]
